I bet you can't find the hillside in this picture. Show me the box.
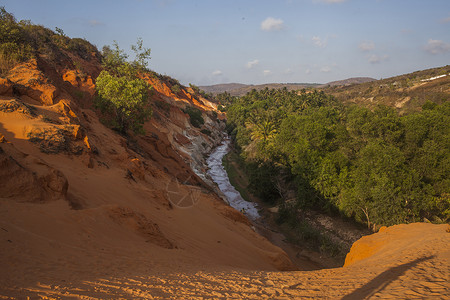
[322,77,376,87]
[200,82,320,97]
[202,67,450,114]
[324,65,450,113]
[1,10,449,299]
[198,83,248,95]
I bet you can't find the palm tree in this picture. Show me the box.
[245,110,277,146]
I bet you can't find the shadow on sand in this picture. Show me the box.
[342,255,434,299]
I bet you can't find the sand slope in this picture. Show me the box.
[1,221,448,298]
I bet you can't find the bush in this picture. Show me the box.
[171,84,181,94]
[68,38,99,60]
[0,7,100,75]
[184,106,204,128]
[0,7,33,75]
[0,42,33,76]
[95,40,152,134]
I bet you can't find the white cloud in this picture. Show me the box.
[311,35,336,48]
[359,41,375,52]
[368,54,389,64]
[89,20,104,27]
[212,70,223,76]
[314,0,347,3]
[312,36,327,48]
[261,17,284,31]
[284,68,294,75]
[320,66,331,73]
[305,69,311,75]
[246,59,259,69]
[424,39,450,55]
[263,70,272,76]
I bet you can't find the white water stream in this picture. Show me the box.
[206,139,260,220]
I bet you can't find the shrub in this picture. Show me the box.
[95,40,152,134]
[68,38,99,60]
[0,7,33,75]
[189,83,200,95]
[0,42,33,76]
[184,106,204,128]
[96,71,151,134]
[154,100,171,117]
[171,84,181,94]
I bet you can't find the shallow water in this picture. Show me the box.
[206,139,260,220]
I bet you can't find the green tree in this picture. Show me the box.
[341,142,410,228]
[95,40,152,134]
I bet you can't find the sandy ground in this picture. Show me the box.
[1,219,448,299]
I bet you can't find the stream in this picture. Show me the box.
[206,139,260,220]
[206,139,333,270]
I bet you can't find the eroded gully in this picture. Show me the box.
[206,139,329,271]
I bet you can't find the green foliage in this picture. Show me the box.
[246,160,279,204]
[95,71,151,134]
[101,43,128,73]
[154,100,171,117]
[189,83,200,94]
[277,204,345,258]
[184,106,204,128]
[215,92,238,111]
[131,37,151,71]
[422,100,437,110]
[171,84,182,94]
[222,151,252,202]
[188,83,210,99]
[0,7,33,75]
[95,40,152,134]
[0,7,100,75]
[67,38,98,60]
[226,86,450,229]
[0,7,23,44]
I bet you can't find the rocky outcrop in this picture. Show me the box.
[0,143,68,202]
[0,78,13,96]
[0,99,35,116]
[7,59,59,106]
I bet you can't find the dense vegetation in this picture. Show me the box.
[95,40,152,134]
[0,7,99,76]
[226,87,449,230]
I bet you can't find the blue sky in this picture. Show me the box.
[2,0,450,85]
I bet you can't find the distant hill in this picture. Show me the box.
[200,82,320,97]
[200,78,376,97]
[323,65,450,113]
[199,83,248,95]
[201,68,450,113]
[321,77,376,87]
